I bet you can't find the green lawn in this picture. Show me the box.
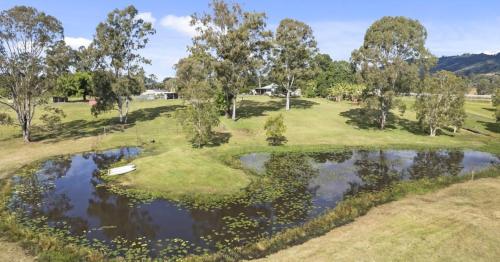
[0,96,498,200]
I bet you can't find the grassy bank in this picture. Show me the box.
[1,96,498,200]
[258,176,500,262]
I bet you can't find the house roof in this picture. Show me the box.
[255,83,278,90]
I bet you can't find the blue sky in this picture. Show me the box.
[1,0,499,79]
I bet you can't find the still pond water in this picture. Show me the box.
[9,148,499,258]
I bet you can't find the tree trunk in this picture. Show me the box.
[117,96,124,123]
[225,93,232,118]
[22,121,30,143]
[380,110,386,129]
[430,125,436,136]
[231,96,237,121]
[453,126,457,133]
[83,93,87,102]
[123,98,130,124]
[286,90,291,111]
[379,99,386,129]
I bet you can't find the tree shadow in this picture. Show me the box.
[31,105,184,143]
[478,121,500,133]
[205,132,232,147]
[339,107,427,135]
[237,98,318,120]
[482,107,495,112]
[339,108,397,130]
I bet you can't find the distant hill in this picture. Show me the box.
[433,53,500,76]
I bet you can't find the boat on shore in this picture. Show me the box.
[108,164,136,176]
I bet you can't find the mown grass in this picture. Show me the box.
[257,175,500,262]
[1,96,499,200]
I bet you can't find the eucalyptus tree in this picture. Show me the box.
[271,19,318,110]
[90,5,155,123]
[0,6,64,142]
[351,16,435,129]
[192,0,272,120]
[415,71,466,136]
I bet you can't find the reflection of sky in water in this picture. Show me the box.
[239,152,270,174]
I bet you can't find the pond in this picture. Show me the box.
[8,148,499,259]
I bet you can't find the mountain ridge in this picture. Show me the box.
[434,52,500,76]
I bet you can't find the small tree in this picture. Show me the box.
[415,71,466,136]
[174,52,220,148]
[0,6,64,142]
[264,114,287,145]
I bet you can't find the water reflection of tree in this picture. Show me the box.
[12,157,72,212]
[308,151,353,164]
[264,153,319,224]
[13,158,89,232]
[86,187,158,240]
[353,150,400,192]
[408,150,464,179]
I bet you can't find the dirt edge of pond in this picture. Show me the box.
[256,177,500,262]
[0,240,34,262]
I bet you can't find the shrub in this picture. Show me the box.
[175,102,220,148]
[264,114,287,146]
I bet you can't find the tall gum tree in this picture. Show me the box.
[91,5,155,123]
[192,0,272,120]
[271,19,317,111]
[351,16,435,129]
[0,6,64,142]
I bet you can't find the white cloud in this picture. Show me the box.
[160,15,196,37]
[137,12,156,25]
[64,37,92,49]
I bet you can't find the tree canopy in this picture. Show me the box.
[415,71,466,136]
[90,5,155,123]
[271,18,317,110]
[352,16,435,129]
[192,0,272,120]
[0,6,64,142]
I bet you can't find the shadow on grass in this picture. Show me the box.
[237,97,318,120]
[478,121,500,133]
[31,104,184,143]
[205,132,232,147]
[339,107,427,135]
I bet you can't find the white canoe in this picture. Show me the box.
[108,164,136,176]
